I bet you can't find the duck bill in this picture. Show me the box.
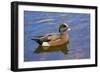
[68,28,71,31]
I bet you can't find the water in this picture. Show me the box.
[24,11,90,62]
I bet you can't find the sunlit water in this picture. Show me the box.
[24,11,90,62]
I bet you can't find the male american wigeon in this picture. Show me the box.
[32,23,71,46]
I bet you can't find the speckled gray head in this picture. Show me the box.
[59,23,71,34]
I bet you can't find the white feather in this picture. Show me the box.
[42,42,50,46]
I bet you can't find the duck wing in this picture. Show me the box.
[32,33,60,45]
[32,33,58,41]
[47,34,61,41]
[32,35,51,45]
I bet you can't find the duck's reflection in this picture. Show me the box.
[33,43,69,55]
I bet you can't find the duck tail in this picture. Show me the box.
[32,38,43,45]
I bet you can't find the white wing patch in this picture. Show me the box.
[42,42,50,46]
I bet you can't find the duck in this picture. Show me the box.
[32,23,71,46]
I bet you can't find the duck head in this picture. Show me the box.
[59,23,71,34]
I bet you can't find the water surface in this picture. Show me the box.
[24,11,90,62]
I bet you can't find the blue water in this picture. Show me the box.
[24,11,90,62]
